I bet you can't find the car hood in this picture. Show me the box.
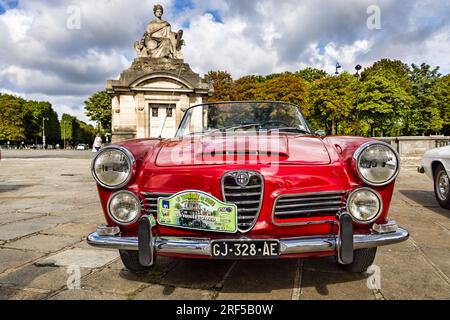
[155,134,331,166]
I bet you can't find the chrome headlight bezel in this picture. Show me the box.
[353,141,400,187]
[107,190,142,226]
[346,188,383,224]
[91,146,136,189]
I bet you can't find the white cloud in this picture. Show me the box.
[184,13,278,77]
[296,40,372,74]
[0,9,34,42]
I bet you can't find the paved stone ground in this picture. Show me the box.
[0,152,449,300]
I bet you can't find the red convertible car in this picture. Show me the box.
[87,101,409,274]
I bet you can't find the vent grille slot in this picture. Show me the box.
[222,171,263,233]
[141,193,173,216]
[274,191,346,220]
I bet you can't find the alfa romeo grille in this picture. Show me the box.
[141,193,172,215]
[274,191,346,220]
[222,171,263,233]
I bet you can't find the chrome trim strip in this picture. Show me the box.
[87,233,139,251]
[272,219,338,227]
[87,226,409,256]
[221,170,264,233]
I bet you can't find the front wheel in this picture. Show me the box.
[119,250,152,274]
[340,248,377,273]
[434,164,450,209]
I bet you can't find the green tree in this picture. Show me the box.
[204,71,233,102]
[60,114,77,146]
[61,113,96,147]
[22,100,60,145]
[309,73,357,135]
[0,94,26,142]
[77,121,96,144]
[84,91,112,133]
[410,63,443,135]
[361,59,415,135]
[358,72,413,137]
[436,75,450,135]
[0,94,61,145]
[230,76,261,100]
[362,59,411,89]
[253,74,309,115]
[295,67,328,83]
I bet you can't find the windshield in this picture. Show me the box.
[176,101,311,137]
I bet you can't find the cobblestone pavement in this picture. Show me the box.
[0,153,450,300]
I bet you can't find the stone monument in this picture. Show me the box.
[107,4,213,142]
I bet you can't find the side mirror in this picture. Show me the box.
[315,130,326,137]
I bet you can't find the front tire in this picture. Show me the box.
[119,250,152,274]
[341,248,377,273]
[434,164,450,209]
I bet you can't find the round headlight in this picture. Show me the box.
[354,142,400,186]
[347,188,382,224]
[92,147,135,189]
[107,191,141,225]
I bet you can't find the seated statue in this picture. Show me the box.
[134,4,184,59]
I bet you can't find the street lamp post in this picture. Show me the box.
[335,62,342,75]
[42,117,49,149]
[355,65,362,136]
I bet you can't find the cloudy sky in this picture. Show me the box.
[0,0,449,124]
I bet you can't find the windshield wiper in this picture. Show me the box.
[267,127,310,134]
[223,123,261,132]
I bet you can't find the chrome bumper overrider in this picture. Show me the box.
[87,225,409,257]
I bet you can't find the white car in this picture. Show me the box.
[419,146,450,209]
[76,144,89,150]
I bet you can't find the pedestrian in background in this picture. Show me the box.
[92,134,103,153]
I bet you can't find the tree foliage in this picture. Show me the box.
[409,63,443,135]
[0,94,60,144]
[84,90,112,132]
[205,59,449,137]
[309,72,357,135]
[61,113,96,146]
[0,93,96,147]
[0,94,26,141]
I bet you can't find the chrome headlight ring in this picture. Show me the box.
[91,146,136,189]
[346,188,383,224]
[353,141,400,187]
[107,190,142,226]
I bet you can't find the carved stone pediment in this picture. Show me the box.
[107,57,211,92]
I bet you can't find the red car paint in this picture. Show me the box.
[96,134,394,259]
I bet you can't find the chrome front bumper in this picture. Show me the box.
[87,225,409,257]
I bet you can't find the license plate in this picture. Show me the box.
[211,240,280,259]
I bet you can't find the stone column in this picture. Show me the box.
[135,93,147,139]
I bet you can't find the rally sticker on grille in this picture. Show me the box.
[157,190,238,233]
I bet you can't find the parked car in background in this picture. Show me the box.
[76,144,90,150]
[87,101,409,275]
[419,145,450,209]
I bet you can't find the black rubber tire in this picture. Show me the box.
[433,164,450,209]
[119,250,152,274]
[341,248,377,273]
